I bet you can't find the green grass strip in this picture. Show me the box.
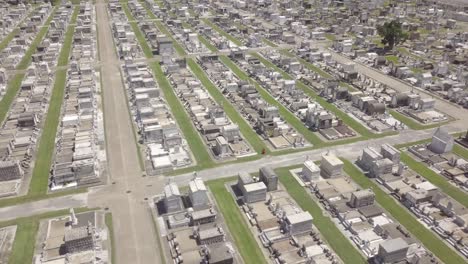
[341,158,466,264]
[105,213,117,264]
[454,143,468,160]
[0,6,58,124]
[207,178,268,264]
[324,33,336,41]
[0,28,20,53]
[29,6,80,196]
[262,38,278,48]
[121,2,214,168]
[7,221,39,264]
[275,166,366,263]
[400,152,468,207]
[385,55,399,64]
[0,6,41,53]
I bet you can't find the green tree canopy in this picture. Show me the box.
[377,20,409,50]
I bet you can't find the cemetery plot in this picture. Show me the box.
[33,210,111,264]
[356,131,468,259]
[162,59,256,161]
[0,225,16,264]
[0,4,54,99]
[0,2,34,47]
[49,2,107,191]
[108,0,194,175]
[0,4,75,198]
[290,153,439,263]
[199,55,307,152]
[230,51,356,141]
[153,177,242,264]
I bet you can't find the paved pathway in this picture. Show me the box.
[0,193,88,221]
[88,1,161,264]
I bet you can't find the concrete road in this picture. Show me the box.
[0,193,88,221]
[0,122,462,220]
[166,127,449,186]
[89,1,161,264]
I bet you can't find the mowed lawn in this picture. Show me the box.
[207,178,267,264]
[454,142,468,160]
[275,166,366,263]
[341,158,466,264]
[105,213,116,264]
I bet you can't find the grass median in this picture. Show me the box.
[29,6,80,196]
[341,158,466,264]
[0,28,20,53]
[105,213,116,264]
[207,178,267,264]
[454,143,468,160]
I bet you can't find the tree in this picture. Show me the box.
[377,20,409,50]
